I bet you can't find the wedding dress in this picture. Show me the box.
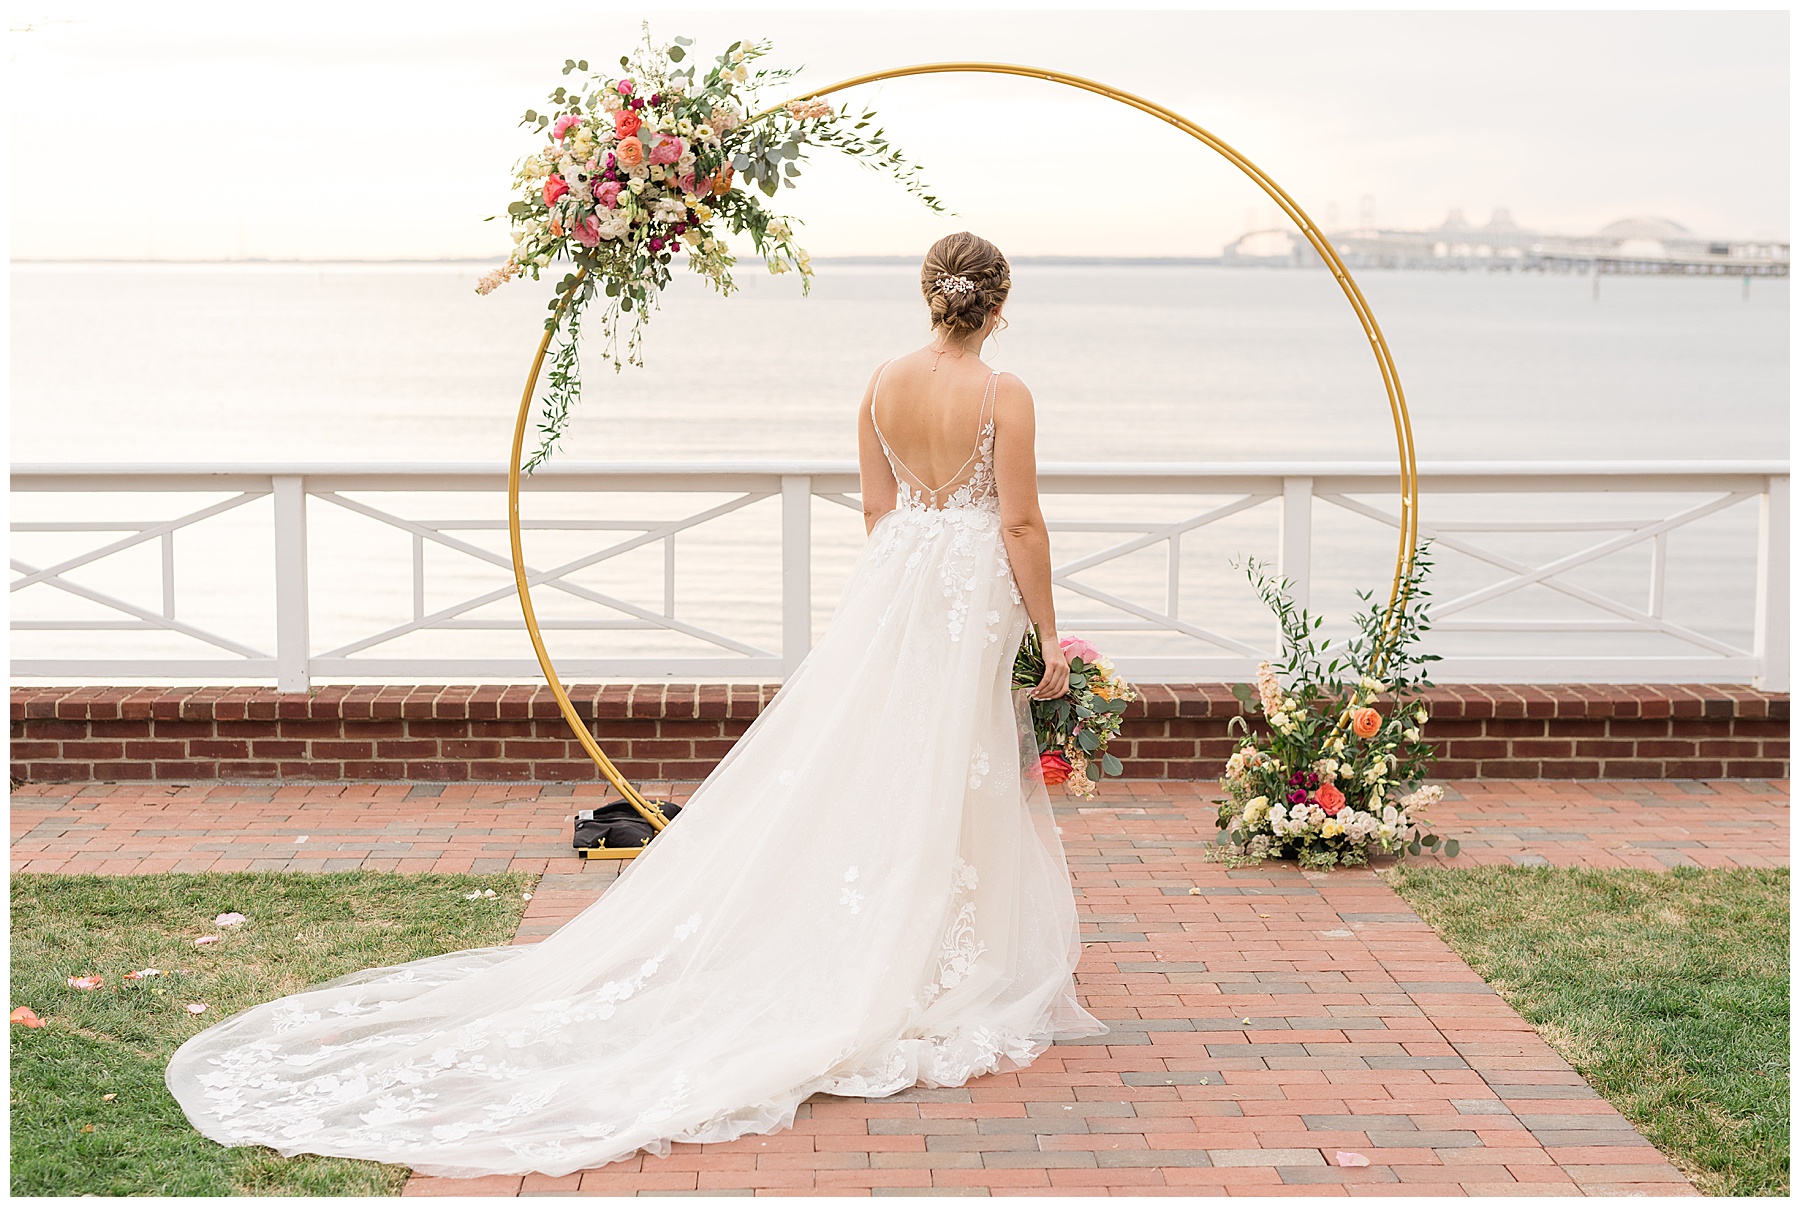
[165,365,1105,1178]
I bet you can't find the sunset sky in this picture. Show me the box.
[9,3,1789,260]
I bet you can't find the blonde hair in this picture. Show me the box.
[921,231,1011,334]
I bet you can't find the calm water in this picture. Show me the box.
[11,261,1789,462]
[10,262,1788,680]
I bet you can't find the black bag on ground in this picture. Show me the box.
[572,798,682,850]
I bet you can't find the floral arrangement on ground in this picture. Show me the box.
[1215,547,1458,870]
[481,26,941,470]
[1013,631,1140,798]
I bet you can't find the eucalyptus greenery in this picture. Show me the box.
[484,27,943,471]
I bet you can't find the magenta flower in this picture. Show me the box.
[616,79,634,96]
[649,236,666,252]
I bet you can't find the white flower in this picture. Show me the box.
[1403,728,1420,743]
[1243,796,1269,825]
[695,123,715,141]
[628,178,646,194]
[1414,706,1429,725]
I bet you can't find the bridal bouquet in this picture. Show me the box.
[1013,632,1140,798]
[483,26,942,469]
[1215,546,1458,869]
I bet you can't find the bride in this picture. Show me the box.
[165,231,1106,1178]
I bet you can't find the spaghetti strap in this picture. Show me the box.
[872,366,1000,508]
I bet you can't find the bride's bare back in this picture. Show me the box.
[869,350,999,503]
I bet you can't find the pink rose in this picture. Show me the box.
[616,78,635,97]
[647,135,684,166]
[1060,637,1101,664]
[552,114,581,140]
[542,174,569,206]
[571,215,600,246]
[592,179,622,208]
[675,172,696,195]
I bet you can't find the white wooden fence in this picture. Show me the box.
[10,461,1788,691]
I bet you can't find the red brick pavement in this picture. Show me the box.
[14,778,1780,1195]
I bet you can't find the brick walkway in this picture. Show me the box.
[13,778,1787,1195]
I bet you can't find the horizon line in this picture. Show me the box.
[11,254,1230,267]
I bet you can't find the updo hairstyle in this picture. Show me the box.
[921,231,1012,335]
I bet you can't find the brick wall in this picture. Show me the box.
[10,683,1788,784]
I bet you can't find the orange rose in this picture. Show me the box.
[711,162,734,196]
[614,138,645,169]
[1350,707,1382,739]
[1039,752,1071,786]
[1316,782,1345,816]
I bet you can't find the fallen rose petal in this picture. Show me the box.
[123,968,162,981]
[481,889,496,898]
[81,1123,95,1133]
[186,1003,208,1014]
[10,1006,45,1028]
[194,936,220,946]
[1335,1151,1370,1167]
[463,891,481,900]
[214,912,247,927]
[103,1092,117,1101]
[67,975,103,990]
[521,893,533,901]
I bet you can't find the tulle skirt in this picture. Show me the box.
[164,499,1104,1178]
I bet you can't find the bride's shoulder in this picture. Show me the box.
[989,370,1034,409]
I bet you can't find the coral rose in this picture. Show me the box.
[1316,782,1346,816]
[1351,707,1382,739]
[542,174,569,206]
[614,138,645,169]
[613,108,642,139]
[1039,752,1072,786]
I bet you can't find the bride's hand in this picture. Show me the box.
[1032,641,1071,700]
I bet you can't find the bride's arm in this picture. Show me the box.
[992,374,1071,701]
[856,366,898,534]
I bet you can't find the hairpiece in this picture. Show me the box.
[934,274,976,296]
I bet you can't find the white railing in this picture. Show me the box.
[10,461,1789,691]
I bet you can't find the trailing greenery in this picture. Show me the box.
[1387,865,1789,1196]
[11,871,535,1196]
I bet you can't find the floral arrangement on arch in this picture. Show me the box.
[1013,631,1141,798]
[1214,546,1459,869]
[480,27,942,470]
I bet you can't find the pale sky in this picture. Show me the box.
[8,3,1790,260]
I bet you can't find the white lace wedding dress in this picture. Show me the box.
[165,366,1104,1178]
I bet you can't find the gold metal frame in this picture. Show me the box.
[510,62,1421,838]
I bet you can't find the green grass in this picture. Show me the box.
[11,870,536,1196]
[1386,865,1789,1197]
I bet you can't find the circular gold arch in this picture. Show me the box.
[508,62,1421,828]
